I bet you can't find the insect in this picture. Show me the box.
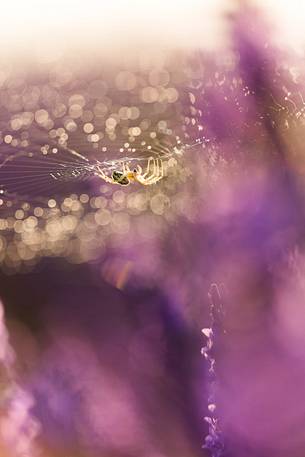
[95,157,164,186]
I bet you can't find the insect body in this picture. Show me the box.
[111,170,130,186]
[95,157,164,186]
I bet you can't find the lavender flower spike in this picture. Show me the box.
[202,284,225,457]
[0,300,40,457]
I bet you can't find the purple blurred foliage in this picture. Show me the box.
[0,263,204,457]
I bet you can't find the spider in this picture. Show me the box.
[95,157,164,186]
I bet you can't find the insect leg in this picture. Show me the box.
[142,157,153,178]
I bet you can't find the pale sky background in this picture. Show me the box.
[0,0,304,59]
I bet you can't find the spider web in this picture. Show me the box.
[0,137,206,200]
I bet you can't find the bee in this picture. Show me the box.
[95,157,164,186]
